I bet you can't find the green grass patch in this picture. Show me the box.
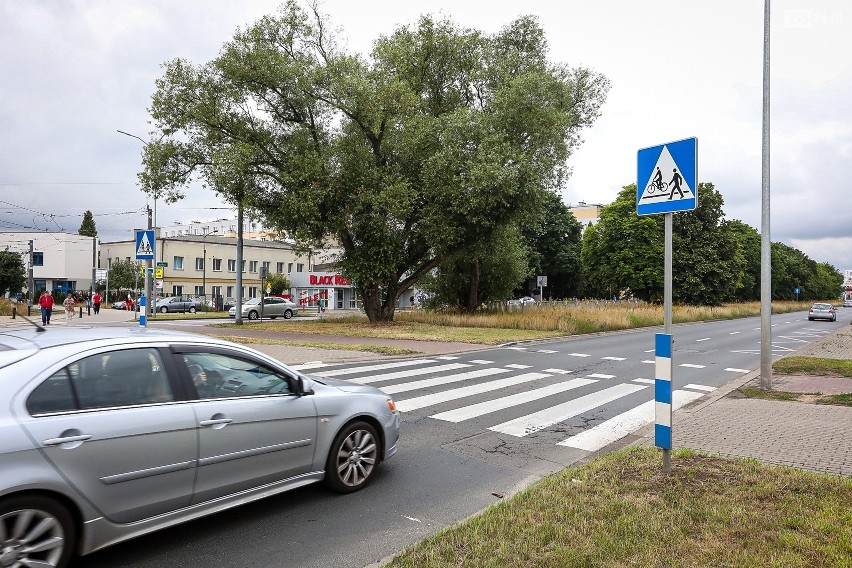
[773,356,852,378]
[385,447,852,568]
[738,387,804,401]
[209,334,421,356]
[816,394,852,407]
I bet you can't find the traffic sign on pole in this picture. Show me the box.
[135,230,155,260]
[637,137,697,216]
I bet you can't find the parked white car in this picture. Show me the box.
[507,296,536,307]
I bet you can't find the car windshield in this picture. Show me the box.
[813,304,831,309]
[243,298,261,306]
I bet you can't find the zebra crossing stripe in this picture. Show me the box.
[724,367,750,373]
[543,369,572,374]
[558,389,706,452]
[506,364,532,369]
[317,359,438,377]
[290,361,328,371]
[431,378,598,423]
[469,360,494,364]
[679,363,705,369]
[602,356,626,361]
[633,378,655,385]
[348,363,471,385]
[683,384,716,392]
[488,383,647,437]
[395,372,551,412]
[380,367,510,395]
[655,333,672,450]
[587,373,615,379]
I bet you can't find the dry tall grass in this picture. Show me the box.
[393,301,811,333]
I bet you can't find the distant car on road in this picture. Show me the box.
[155,296,201,314]
[507,296,536,307]
[808,303,836,322]
[112,299,134,310]
[844,298,852,308]
[229,296,298,320]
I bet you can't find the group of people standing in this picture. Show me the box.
[37,291,103,325]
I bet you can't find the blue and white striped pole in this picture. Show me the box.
[655,333,673,456]
[139,295,147,328]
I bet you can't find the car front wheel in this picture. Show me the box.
[248,310,259,320]
[325,421,380,493]
[0,495,76,568]
[160,306,168,313]
[283,309,293,319]
[189,306,196,314]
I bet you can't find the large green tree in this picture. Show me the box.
[78,210,97,237]
[727,220,761,301]
[0,251,26,297]
[107,259,143,293]
[139,2,608,321]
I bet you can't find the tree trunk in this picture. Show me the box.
[463,259,480,312]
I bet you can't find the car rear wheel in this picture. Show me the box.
[283,309,293,319]
[189,306,196,314]
[160,306,168,313]
[0,495,76,568]
[248,310,259,320]
[325,421,379,493]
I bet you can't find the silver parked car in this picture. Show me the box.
[228,296,297,320]
[155,295,201,313]
[0,325,399,567]
[808,303,836,322]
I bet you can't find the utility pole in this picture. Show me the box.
[144,205,153,324]
[91,236,97,303]
[235,204,244,325]
[28,240,34,310]
[760,0,772,390]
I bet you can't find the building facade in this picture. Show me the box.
[0,232,97,297]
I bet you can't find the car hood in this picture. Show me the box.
[306,375,387,395]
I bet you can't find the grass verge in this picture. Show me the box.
[385,447,852,568]
[209,334,421,356]
[738,387,852,407]
[773,356,852,378]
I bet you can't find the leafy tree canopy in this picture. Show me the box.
[0,251,26,297]
[139,1,609,320]
[266,272,291,295]
[107,259,143,293]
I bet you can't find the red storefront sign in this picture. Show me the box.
[309,274,351,286]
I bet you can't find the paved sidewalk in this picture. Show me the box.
[635,326,852,476]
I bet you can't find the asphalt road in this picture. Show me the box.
[76,309,851,568]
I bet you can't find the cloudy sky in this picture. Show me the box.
[1,0,850,272]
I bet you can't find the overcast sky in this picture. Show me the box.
[1,0,850,272]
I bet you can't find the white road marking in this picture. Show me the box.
[431,377,598,423]
[543,368,572,375]
[602,356,626,361]
[505,347,528,351]
[396,373,552,412]
[730,331,741,335]
[381,367,510,394]
[724,367,750,373]
[587,373,615,379]
[679,363,705,369]
[683,384,716,392]
[348,363,471,385]
[435,356,460,360]
[505,364,532,369]
[290,361,328,371]
[696,338,710,342]
[537,349,559,354]
[633,378,655,385]
[317,359,438,377]
[644,349,655,353]
[488,383,647,437]
[642,360,655,364]
[557,389,705,451]
[568,353,590,357]
[469,360,494,364]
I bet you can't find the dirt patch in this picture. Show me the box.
[770,373,852,395]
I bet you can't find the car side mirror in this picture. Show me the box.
[296,377,314,396]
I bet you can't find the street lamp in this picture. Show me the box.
[116,129,157,228]
[202,228,210,309]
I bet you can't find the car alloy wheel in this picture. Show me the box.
[160,306,168,313]
[283,310,293,319]
[0,496,75,568]
[189,306,196,314]
[248,310,259,320]
[325,421,379,493]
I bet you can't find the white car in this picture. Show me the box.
[507,296,536,307]
[228,296,297,320]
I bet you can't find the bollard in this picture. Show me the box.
[139,296,147,328]
[79,306,83,318]
[12,306,16,319]
[28,304,32,316]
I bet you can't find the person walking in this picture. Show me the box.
[92,291,102,314]
[63,293,76,324]
[668,168,684,200]
[38,290,54,325]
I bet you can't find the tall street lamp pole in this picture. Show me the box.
[117,129,157,228]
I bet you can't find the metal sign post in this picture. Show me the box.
[638,138,697,475]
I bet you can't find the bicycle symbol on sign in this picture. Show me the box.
[645,167,668,195]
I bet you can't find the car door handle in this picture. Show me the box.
[199,418,233,427]
[43,434,93,446]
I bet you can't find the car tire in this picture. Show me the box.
[189,306,196,314]
[248,310,259,320]
[284,309,293,319]
[160,306,168,313]
[324,421,380,494]
[0,495,76,568]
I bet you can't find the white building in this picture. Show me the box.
[0,232,97,297]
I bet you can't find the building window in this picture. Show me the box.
[174,256,184,270]
[227,259,236,272]
[33,252,44,266]
[213,258,222,271]
[226,286,234,298]
[276,262,284,273]
[248,287,257,299]
[297,263,304,272]
[172,285,183,296]
[195,257,204,271]
[241,260,246,273]
[249,260,258,273]
[288,262,293,273]
[263,261,271,273]
[194,286,204,296]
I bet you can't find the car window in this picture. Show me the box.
[181,352,293,399]
[27,370,77,415]
[76,348,174,409]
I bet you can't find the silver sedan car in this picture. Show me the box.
[0,325,399,567]
[228,296,297,320]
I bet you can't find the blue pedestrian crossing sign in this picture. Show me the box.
[135,230,155,260]
[637,137,697,216]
